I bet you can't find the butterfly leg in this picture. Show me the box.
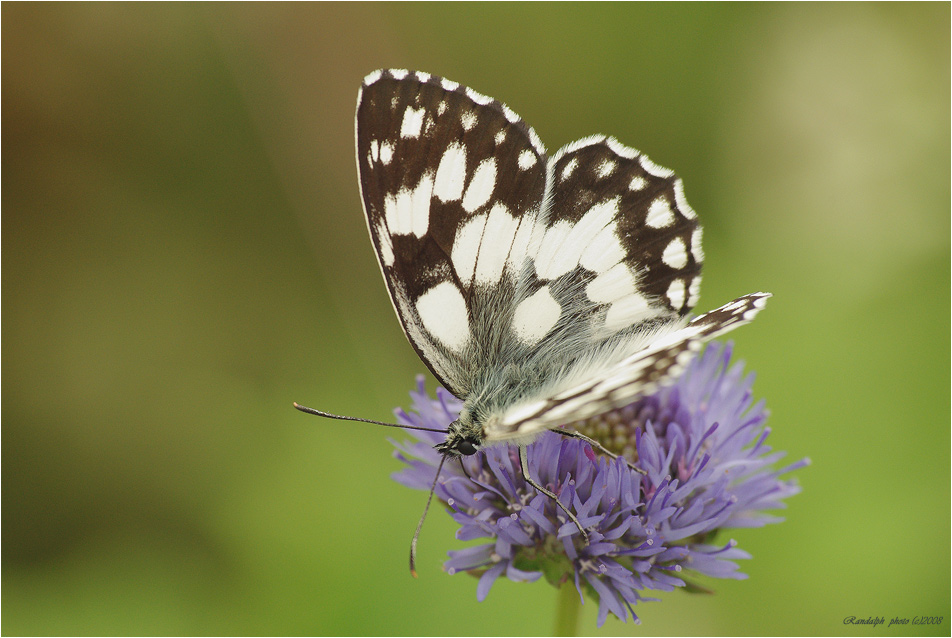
[552,428,647,476]
[518,446,590,543]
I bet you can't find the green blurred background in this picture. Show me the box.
[3,3,949,635]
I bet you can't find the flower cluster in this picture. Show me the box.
[391,342,806,626]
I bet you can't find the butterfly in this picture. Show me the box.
[296,69,769,572]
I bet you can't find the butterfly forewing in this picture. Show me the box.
[356,70,547,397]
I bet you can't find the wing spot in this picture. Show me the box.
[400,106,426,139]
[596,159,616,178]
[379,140,394,165]
[494,129,507,146]
[645,197,676,228]
[691,228,704,263]
[462,158,497,213]
[384,174,432,237]
[474,203,518,285]
[629,176,647,191]
[687,276,701,308]
[390,68,409,80]
[507,213,538,279]
[460,111,477,131]
[416,281,470,353]
[662,237,689,269]
[560,157,579,181]
[667,279,687,310]
[452,212,487,286]
[604,294,654,333]
[512,286,561,344]
[586,262,637,303]
[441,78,459,91]
[434,142,467,202]
[518,149,537,170]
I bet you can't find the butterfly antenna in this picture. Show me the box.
[457,457,473,480]
[409,455,446,578]
[292,402,449,434]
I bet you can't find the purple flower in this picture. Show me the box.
[391,342,807,626]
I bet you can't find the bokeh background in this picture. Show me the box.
[3,3,949,636]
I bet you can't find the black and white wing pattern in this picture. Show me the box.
[356,69,547,398]
[356,69,768,446]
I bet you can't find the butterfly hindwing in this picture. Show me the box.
[547,136,703,320]
[478,135,709,416]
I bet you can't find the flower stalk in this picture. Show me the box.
[555,582,581,636]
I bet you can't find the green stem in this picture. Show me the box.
[554,582,581,636]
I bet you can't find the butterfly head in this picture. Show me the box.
[435,419,483,457]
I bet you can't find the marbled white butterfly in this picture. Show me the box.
[296,69,770,572]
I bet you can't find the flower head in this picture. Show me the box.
[392,342,806,626]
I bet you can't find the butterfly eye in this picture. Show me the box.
[456,439,479,456]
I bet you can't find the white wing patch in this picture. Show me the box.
[579,224,627,274]
[604,293,654,333]
[662,237,688,269]
[462,158,497,213]
[416,281,470,353]
[535,197,622,279]
[533,220,573,280]
[666,279,686,310]
[434,143,467,202]
[379,141,394,165]
[518,149,537,170]
[645,197,676,228]
[512,286,561,344]
[474,203,519,286]
[586,262,638,304]
[400,106,425,139]
[560,157,579,181]
[691,228,704,263]
[384,174,432,237]
[596,159,616,178]
[506,214,539,278]
[452,213,487,286]
[460,111,477,131]
[687,277,701,308]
